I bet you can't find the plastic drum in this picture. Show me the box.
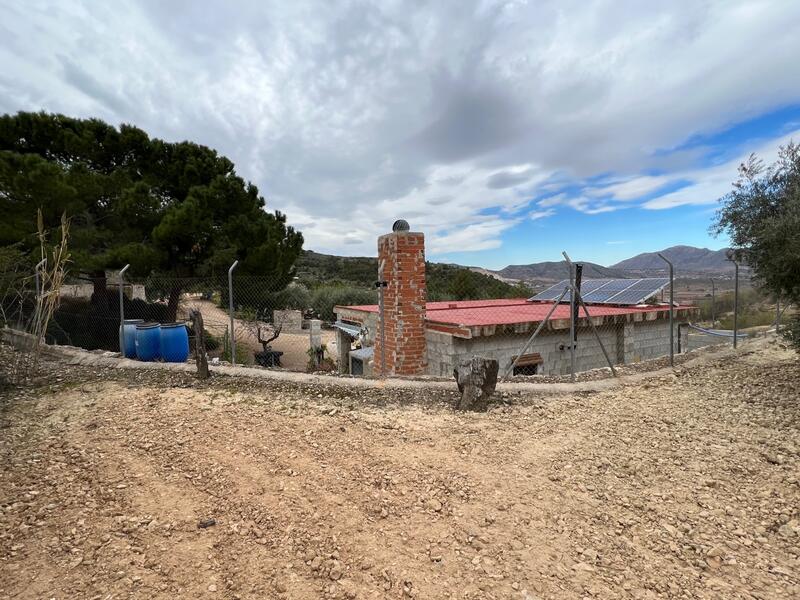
[134,322,161,361]
[119,319,144,358]
[160,322,190,362]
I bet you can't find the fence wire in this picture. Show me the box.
[1,260,793,379]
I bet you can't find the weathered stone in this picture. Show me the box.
[453,356,499,412]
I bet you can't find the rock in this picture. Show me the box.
[208,584,217,592]
[764,453,785,465]
[777,523,796,538]
[453,357,499,412]
[426,499,443,512]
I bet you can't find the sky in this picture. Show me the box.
[2,1,800,270]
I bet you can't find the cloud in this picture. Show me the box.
[2,0,800,258]
[536,194,621,215]
[486,167,537,190]
[643,129,800,209]
[589,174,675,201]
[606,240,630,245]
[529,209,556,221]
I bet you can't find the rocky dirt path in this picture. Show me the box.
[0,338,798,599]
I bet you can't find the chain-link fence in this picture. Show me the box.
[1,255,793,380]
[44,272,378,373]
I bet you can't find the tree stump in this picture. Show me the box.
[189,309,210,379]
[453,356,499,412]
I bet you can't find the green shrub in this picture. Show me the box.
[271,284,311,311]
[718,309,778,330]
[311,286,376,321]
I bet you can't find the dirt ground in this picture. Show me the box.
[0,338,798,599]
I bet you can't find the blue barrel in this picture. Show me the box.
[119,319,144,358]
[160,322,190,362]
[135,322,161,361]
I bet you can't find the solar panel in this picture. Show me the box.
[530,278,613,302]
[580,279,615,294]
[530,280,570,301]
[582,279,637,303]
[529,277,670,305]
[602,278,670,304]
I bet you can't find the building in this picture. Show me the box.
[334,228,696,378]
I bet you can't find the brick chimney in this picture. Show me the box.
[374,230,427,376]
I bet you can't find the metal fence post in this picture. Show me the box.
[503,286,569,379]
[228,260,239,365]
[657,253,674,367]
[562,251,575,381]
[377,258,387,378]
[574,289,617,377]
[709,278,716,327]
[118,264,130,355]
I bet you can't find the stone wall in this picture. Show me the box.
[60,283,146,301]
[273,309,303,332]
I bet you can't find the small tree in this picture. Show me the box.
[714,142,800,348]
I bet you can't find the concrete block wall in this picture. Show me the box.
[426,329,458,377]
[427,324,622,377]
[630,319,676,362]
[425,315,680,377]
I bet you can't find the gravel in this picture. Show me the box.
[0,337,797,599]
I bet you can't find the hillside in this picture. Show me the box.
[294,250,529,300]
[496,261,625,282]
[611,245,733,273]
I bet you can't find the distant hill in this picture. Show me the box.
[611,245,733,273]
[294,250,529,300]
[297,245,739,298]
[496,261,626,282]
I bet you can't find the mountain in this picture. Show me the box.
[496,261,626,282]
[610,245,733,273]
[298,245,738,295]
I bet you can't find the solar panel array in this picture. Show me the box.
[529,277,670,305]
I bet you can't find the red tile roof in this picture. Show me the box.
[341,298,693,328]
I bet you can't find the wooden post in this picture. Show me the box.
[309,319,323,369]
[190,309,210,379]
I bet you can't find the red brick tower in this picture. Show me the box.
[374,230,427,376]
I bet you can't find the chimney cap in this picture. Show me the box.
[392,219,410,232]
